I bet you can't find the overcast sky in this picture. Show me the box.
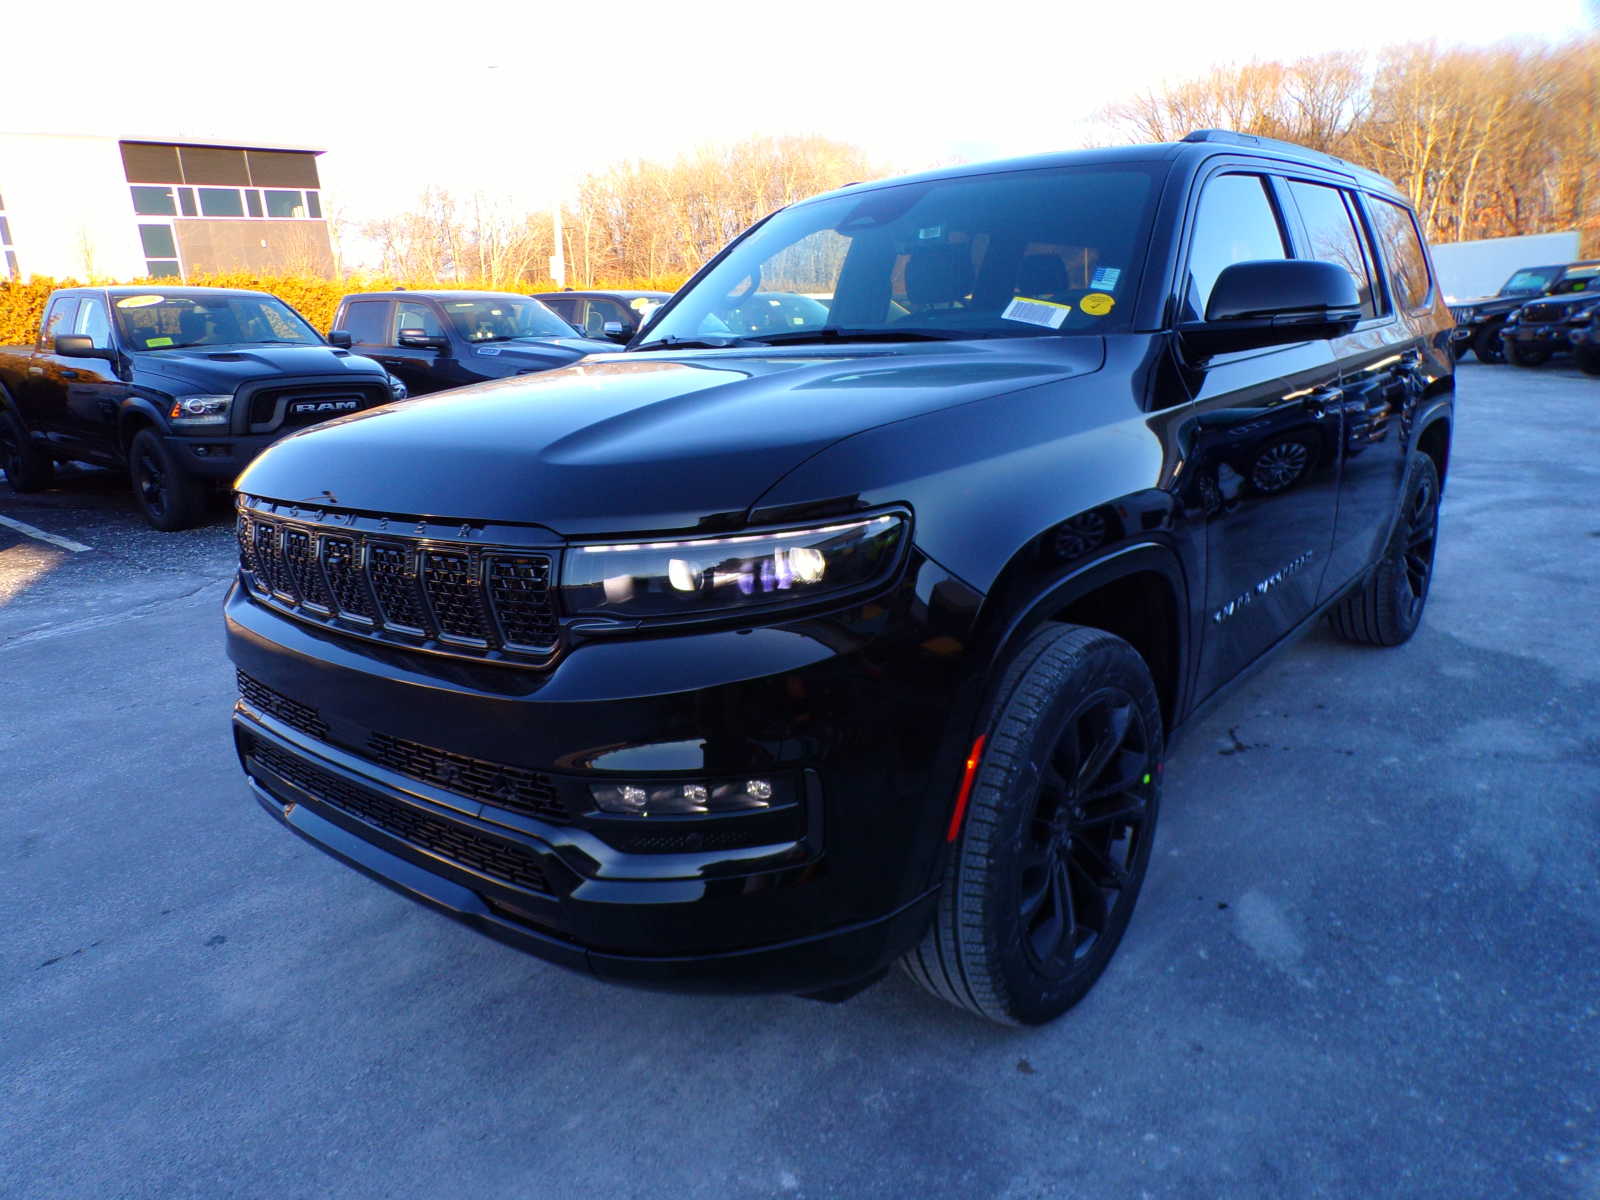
[5,0,1596,230]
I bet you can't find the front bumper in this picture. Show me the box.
[225,561,980,995]
[163,431,282,479]
[1500,323,1573,350]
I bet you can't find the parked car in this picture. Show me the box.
[1496,270,1600,366]
[330,291,615,397]
[1568,305,1600,376]
[226,130,1453,1026]
[0,287,400,530]
[530,290,672,343]
[1450,260,1600,363]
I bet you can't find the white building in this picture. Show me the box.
[0,133,333,282]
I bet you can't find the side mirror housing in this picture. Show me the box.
[326,329,354,348]
[602,320,628,342]
[1180,260,1362,357]
[398,328,451,353]
[54,333,115,361]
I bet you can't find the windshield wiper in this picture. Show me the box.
[747,327,971,346]
[632,334,757,351]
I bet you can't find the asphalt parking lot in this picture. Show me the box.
[2,360,1596,1199]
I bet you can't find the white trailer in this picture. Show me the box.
[1430,232,1583,303]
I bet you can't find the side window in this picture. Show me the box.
[1185,174,1289,319]
[1368,198,1432,313]
[40,297,80,350]
[1288,181,1379,320]
[394,302,446,339]
[74,297,112,345]
[542,297,578,324]
[585,298,627,337]
[341,301,391,345]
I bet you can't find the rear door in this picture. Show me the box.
[19,295,79,439]
[1172,170,1347,703]
[58,293,124,455]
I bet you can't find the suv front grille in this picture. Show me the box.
[248,737,551,894]
[236,670,328,740]
[1520,302,1562,323]
[236,498,559,665]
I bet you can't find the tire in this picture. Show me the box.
[1328,453,1440,647]
[1471,322,1505,364]
[901,624,1164,1025]
[128,428,206,531]
[0,408,55,492]
[1506,341,1550,367]
[1577,346,1600,377]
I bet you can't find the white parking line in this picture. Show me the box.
[0,513,93,553]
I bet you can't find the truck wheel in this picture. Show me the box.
[1506,343,1550,367]
[0,409,55,492]
[1576,347,1600,377]
[1328,453,1440,647]
[901,624,1163,1025]
[128,429,206,531]
[1470,323,1505,364]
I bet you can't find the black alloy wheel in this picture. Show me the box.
[0,409,54,492]
[128,429,205,531]
[1471,322,1506,364]
[902,624,1163,1025]
[1329,452,1441,647]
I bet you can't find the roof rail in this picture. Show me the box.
[1182,129,1349,168]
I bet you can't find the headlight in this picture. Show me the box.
[1567,306,1597,325]
[385,372,407,400]
[167,394,232,427]
[560,512,907,622]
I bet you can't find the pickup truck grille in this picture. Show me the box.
[236,499,560,665]
[246,384,388,432]
[1519,302,1563,323]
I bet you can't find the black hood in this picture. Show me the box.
[137,344,389,393]
[463,336,618,369]
[236,339,1104,536]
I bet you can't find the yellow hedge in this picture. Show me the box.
[0,272,692,347]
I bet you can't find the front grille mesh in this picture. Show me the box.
[237,670,328,740]
[236,505,558,663]
[249,737,551,894]
[1520,302,1561,323]
[367,731,568,823]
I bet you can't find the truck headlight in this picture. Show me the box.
[560,512,908,622]
[168,394,232,427]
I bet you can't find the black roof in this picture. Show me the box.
[80,285,277,299]
[340,290,551,302]
[528,290,673,300]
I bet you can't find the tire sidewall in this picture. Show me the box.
[129,429,201,531]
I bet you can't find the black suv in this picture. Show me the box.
[1496,268,1600,367]
[1450,260,1600,363]
[330,291,615,396]
[226,131,1454,1025]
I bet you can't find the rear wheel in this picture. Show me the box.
[901,624,1163,1025]
[1507,341,1550,367]
[128,429,206,531]
[1328,453,1440,647]
[1471,322,1505,364]
[1575,346,1600,377]
[0,409,55,492]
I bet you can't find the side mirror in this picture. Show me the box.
[602,320,628,342]
[54,334,115,361]
[1180,260,1362,357]
[326,329,354,348]
[398,328,451,352]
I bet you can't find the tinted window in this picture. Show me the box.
[74,297,111,344]
[178,188,198,217]
[131,186,178,216]
[179,146,249,186]
[198,188,245,217]
[1501,268,1558,296]
[264,190,306,219]
[342,301,391,345]
[437,296,574,341]
[139,225,177,258]
[396,302,447,338]
[1186,174,1288,318]
[111,293,321,349]
[1369,198,1431,312]
[41,297,78,349]
[1289,181,1379,319]
[245,190,264,218]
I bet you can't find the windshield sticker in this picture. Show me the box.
[917,225,944,241]
[1002,296,1072,329]
[145,336,174,347]
[1079,292,1115,316]
[116,294,165,309]
[1089,266,1122,291]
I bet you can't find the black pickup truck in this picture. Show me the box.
[329,290,615,397]
[1450,260,1600,363]
[227,131,1454,1026]
[0,287,401,529]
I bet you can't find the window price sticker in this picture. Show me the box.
[1001,296,1072,329]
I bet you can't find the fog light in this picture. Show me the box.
[588,776,784,816]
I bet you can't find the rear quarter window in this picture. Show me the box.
[1369,198,1432,313]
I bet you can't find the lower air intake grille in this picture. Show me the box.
[237,670,328,740]
[249,738,551,894]
[366,731,568,823]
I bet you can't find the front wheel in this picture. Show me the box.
[1506,341,1550,368]
[1328,453,1440,647]
[1574,346,1600,377]
[1471,323,1505,364]
[128,429,207,531]
[0,409,55,493]
[901,624,1163,1025]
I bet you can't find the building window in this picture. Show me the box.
[138,223,181,279]
[0,195,15,279]
[132,182,322,221]
[131,186,179,216]
[264,189,309,219]
[198,187,245,217]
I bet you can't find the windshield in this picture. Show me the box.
[436,296,575,341]
[1549,269,1600,295]
[1500,268,1560,296]
[112,293,321,349]
[639,163,1164,348]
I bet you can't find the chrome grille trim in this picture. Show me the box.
[235,496,560,666]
